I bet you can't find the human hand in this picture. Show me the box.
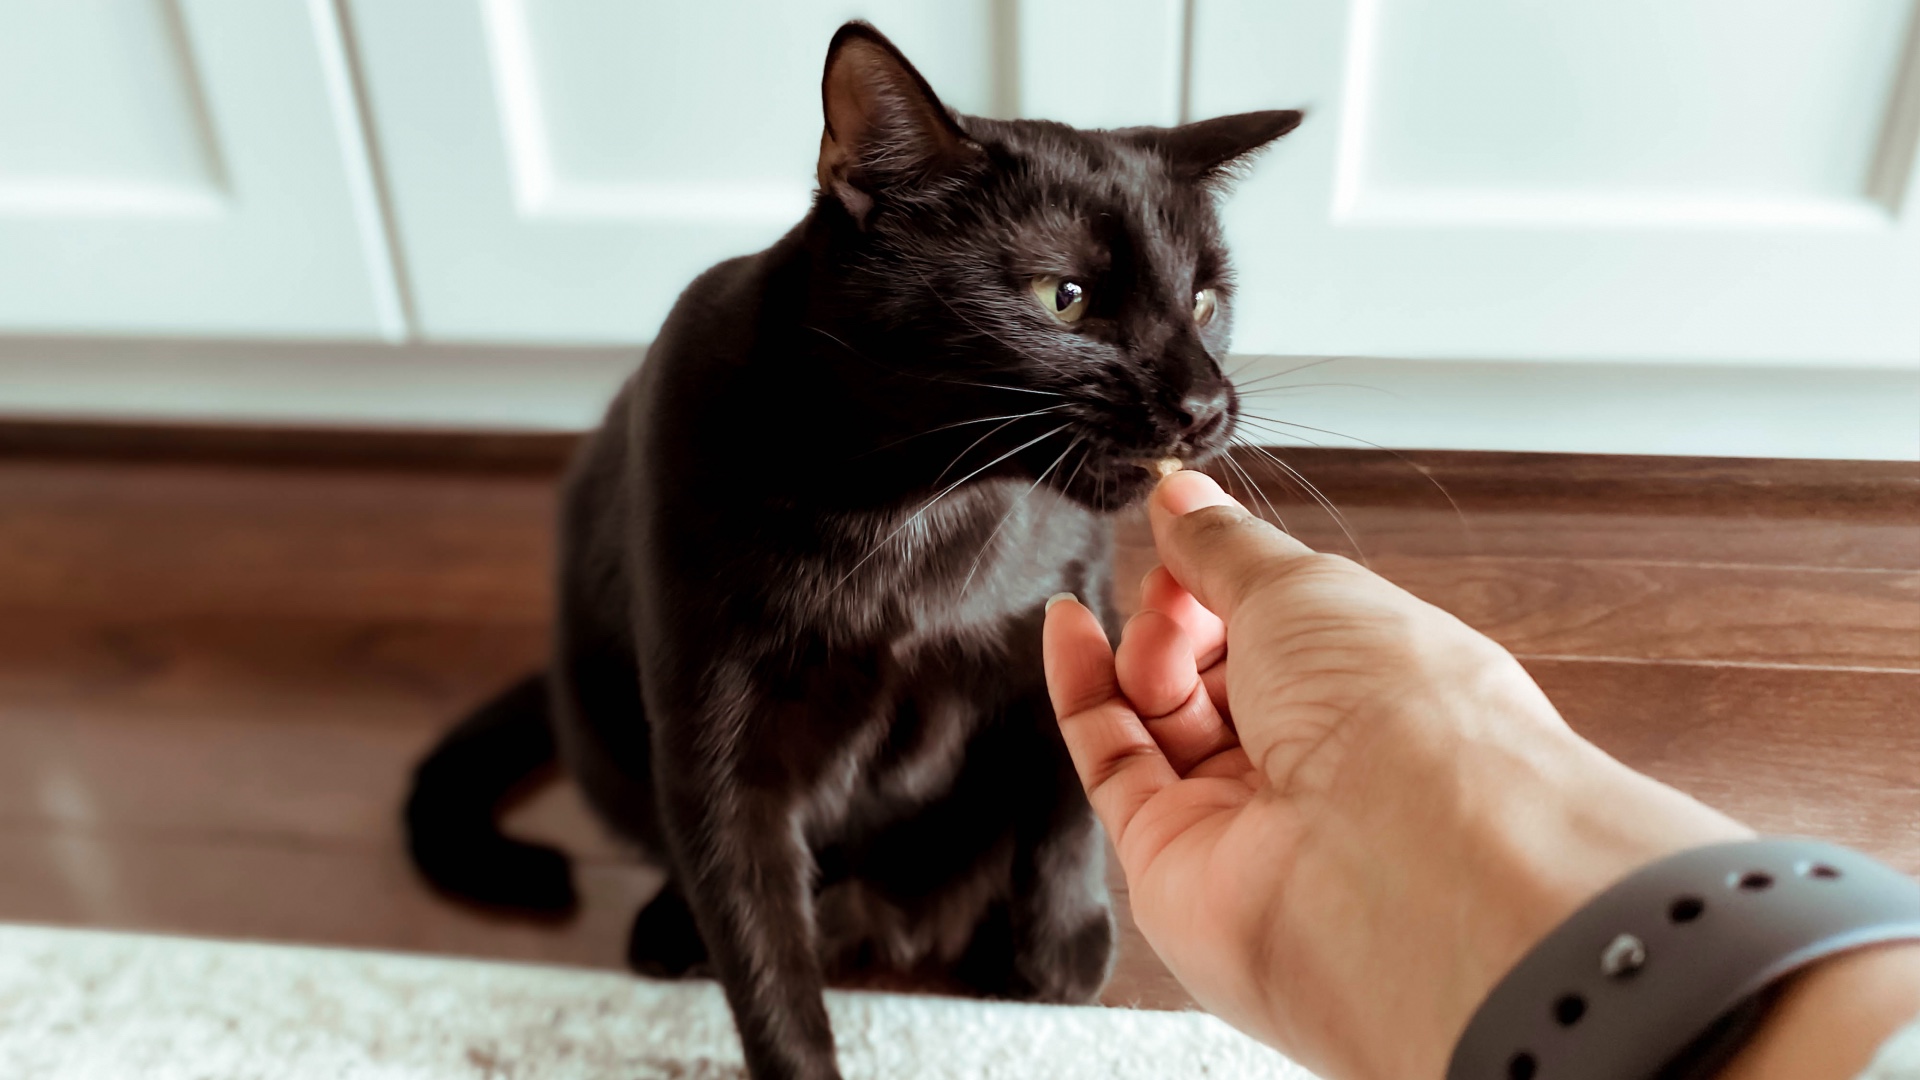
[1043,471,1747,1080]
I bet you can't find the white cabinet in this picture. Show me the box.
[345,0,1014,343]
[0,0,404,339]
[1189,0,1920,367]
[345,0,1188,343]
[0,1,1912,456]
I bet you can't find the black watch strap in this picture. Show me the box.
[1447,838,1920,1080]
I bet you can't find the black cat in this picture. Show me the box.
[405,22,1299,1080]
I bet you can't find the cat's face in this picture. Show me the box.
[814,23,1301,511]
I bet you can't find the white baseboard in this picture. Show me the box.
[1230,356,1919,461]
[0,337,1913,460]
[0,336,638,431]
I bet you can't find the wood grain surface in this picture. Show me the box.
[0,426,1914,1015]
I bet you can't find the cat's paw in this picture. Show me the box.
[625,885,709,979]
[1013,909,1116,1004]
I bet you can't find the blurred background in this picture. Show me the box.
[0,0,1915,1013]
[0,0,1913,451]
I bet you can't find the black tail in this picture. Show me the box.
[404,672,578,913]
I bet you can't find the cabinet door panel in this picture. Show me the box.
[1189,0,1920,366]
[0,0,402,338]
[350,0,1007,343]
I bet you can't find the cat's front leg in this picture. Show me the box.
[1004,703,1117,1004]
[655,733,841,1080]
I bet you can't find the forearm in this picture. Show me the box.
[1301,723,1920,1080]
[1256,680,1753,1080]
[1434,743,1754,1074]
[1450,741,1920,1080]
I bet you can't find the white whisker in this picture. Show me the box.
[1220,445,1289,534]
[864,405,1068,457]
[801,324,1064,397]
[933,413,1034,488]
[1231,439,1366,564]
[960,434,1079,595]
[1233,378,1397,397]
[1236,412,1471,543]
[836,423,1073,590]
[1057,437,1092,502]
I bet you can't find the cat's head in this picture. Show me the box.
[811,22,1301,511]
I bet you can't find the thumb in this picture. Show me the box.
[1147,471,1318,625]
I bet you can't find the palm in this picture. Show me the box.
[1046,567,1335,1040]
[1123,760,1308,1039]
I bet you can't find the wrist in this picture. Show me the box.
[1267,680,1750,1080]
[1714,943,1920,1080]
[1446,737,1753,1064]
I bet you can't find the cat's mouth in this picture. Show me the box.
[1040,395,1240,512]
[1049,442,1233,512]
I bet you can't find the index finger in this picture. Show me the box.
[1148,471,1318,625]
[1042,595,1180,848]
[1140,564,1225,669]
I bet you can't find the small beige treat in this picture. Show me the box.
[1151,456,1183,478]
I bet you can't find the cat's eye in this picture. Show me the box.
[1031,276,1089,324]
[1193,288,1218,326]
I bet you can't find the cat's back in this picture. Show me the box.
[562,223,809,545]
[627,227,807,452]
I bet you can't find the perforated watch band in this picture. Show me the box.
[1447,838,1920,1080]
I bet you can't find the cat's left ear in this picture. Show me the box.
[818,22,975,223]
[1135,110,1305,184]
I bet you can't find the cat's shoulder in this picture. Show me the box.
[654,224,806,355]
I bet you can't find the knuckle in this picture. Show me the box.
[1179,503,1254,543]
[1087,743,1160,791]
[1276,551,1368,588]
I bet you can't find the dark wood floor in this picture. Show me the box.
[0,424,1913,1012]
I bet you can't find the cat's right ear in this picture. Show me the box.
[818,22,973,225]
[1134,110,1306,185]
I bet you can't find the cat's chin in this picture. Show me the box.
[1050,462,1161,513]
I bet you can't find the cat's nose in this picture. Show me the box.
[1175,385,1230,440]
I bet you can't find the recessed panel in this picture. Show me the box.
[1344,0,1916,218]
[489,0,996,211]
[0,0,224,212]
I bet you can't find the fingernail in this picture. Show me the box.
[1159,471,1236,516]
[1045,592,1077,612]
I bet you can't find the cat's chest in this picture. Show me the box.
[786,485,1108,837]
[827,482,1101,631]
[867,674,999,805]
[886,626,1040,766]
[798,630,1036,842]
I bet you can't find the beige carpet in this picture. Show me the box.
[0,924,1316,1079]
